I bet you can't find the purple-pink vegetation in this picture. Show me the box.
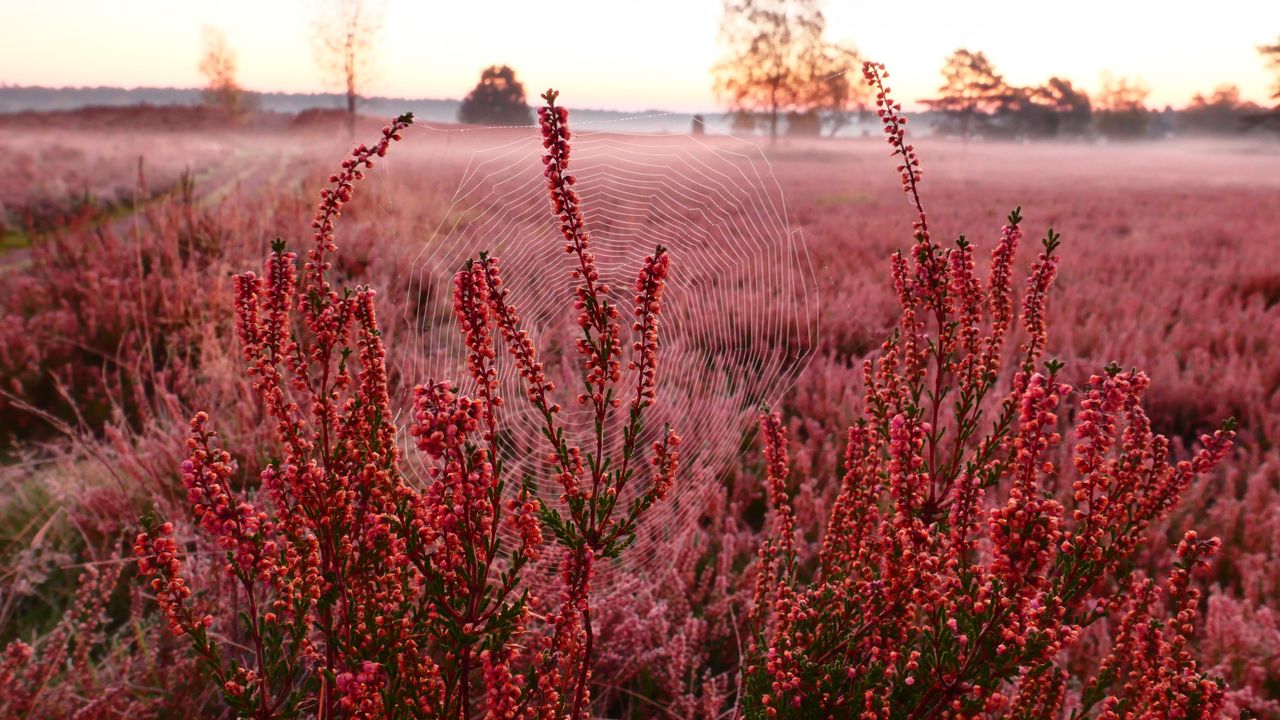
[0,65,1277,718]
[740,63,1237,719]
[773,135,1280,719]
[127,94,684,720]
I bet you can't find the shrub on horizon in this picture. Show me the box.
[457,65,535,127]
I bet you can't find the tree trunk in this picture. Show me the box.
[345,50,357,139]
[769,80,780,145]
[346,90,357,138]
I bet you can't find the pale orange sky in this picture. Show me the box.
[2,0,1277,112]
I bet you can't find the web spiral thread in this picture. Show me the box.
[398,126,819,587]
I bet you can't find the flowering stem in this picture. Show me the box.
[572,606,594,720]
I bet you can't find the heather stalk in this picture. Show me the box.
[137,113,556,719]
[471,89,680,719]
[140,97,680,720]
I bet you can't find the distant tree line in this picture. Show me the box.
[196,8,1280,141]
[918,47,1280,140]
[709,3,1280,142]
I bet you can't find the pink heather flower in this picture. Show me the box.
[133,521,202,637]
[741,63,1236,719]
[628,247,670,412]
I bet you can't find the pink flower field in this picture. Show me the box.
[1,74,1279,719]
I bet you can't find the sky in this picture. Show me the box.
[1,0,1277,112]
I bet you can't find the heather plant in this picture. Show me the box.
[0,553,212,718]
[135,89,681,719]
[0,179,306,447]
[2,64,1277,720]
[740,62,1237,718]
[134,113,540,719]
[477,89,681,718]
[0,201,214,440]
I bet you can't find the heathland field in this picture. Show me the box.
[2,106,1279,717]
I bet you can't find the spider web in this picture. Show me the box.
[396,123,818,588]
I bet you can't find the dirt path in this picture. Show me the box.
[0,136,310,275]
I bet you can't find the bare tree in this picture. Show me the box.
[312,0,383,136]
[198,27,248,118]
[1261,37,1280,102]
[715,0,858,143]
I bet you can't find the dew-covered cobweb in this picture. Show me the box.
[393,121,818,589]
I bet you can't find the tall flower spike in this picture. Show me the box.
[453,258,500,434]
[629,246,670,412]
[134,520,206,637]
[539,88,622,400]
[307,114,413,303]
[480,255,560,416]
[863,62,926,242]
[461,91,681,720]
[741,62,1235,720]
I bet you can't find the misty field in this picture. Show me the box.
[1,104,1279,719]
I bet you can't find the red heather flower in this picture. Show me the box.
[137,99,680,718]
[466,89,682,720]
[984,219,1022,375]
[480,254,561,417]
[136,113,552,719]
[863,62,925,241]
[1078,532,1226,718]
[629,249,670,412]
[411,380,482,461]
[182,412,275,581]
[539,89,623,401]
[741,63,1236,719]
[453,259,500,424]
[133,520,207,638]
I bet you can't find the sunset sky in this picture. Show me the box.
[3,0,1277,112]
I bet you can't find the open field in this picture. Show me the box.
[2,110,1279,717]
